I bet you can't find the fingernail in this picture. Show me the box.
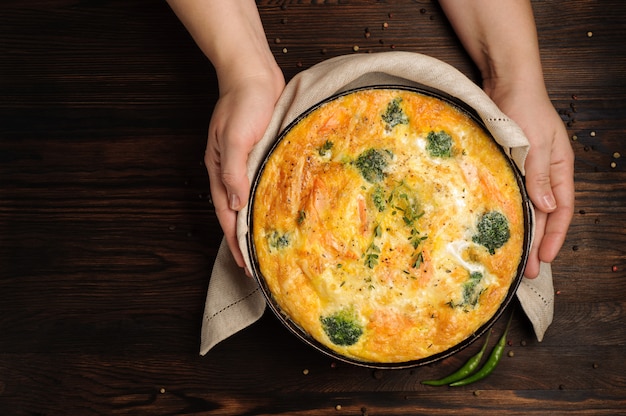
[229,193,241,210]
[542,193,557,210]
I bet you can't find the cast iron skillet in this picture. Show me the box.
[247,84,533,369]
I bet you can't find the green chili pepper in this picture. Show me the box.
[448,312,514,387]
[421,330,491,386]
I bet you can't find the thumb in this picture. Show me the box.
[524,143,557,214]
[220,138,252,211]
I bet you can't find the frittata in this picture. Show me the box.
[251,87,525,363]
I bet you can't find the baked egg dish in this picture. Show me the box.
[250,87,528,365]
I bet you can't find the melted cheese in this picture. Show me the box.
[252,88,525,363]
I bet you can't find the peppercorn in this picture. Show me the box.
[612,265,619,272]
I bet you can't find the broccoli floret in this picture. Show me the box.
[426,130,453,158]
[354,148,392,183]
[381,97,409,130]
[268,230,290,251]
[320,309,364,346]
[447,271,484,310]
[318,140,334,157]
[462,272,484,307]
[472,211,511,255]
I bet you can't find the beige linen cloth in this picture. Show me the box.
[200,51,554,356]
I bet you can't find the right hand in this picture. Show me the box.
[205,70,285,270]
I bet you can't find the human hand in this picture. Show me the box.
[486,81,575,278]
[205,71,285,270]
[437,0,575,277]
[166,0,285,271]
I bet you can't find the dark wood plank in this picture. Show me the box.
[1,345,625,415]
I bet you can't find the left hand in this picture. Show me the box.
[486,81,575,278]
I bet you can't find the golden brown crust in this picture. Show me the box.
[252,88,524,363]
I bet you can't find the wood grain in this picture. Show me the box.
[1,0,625,415]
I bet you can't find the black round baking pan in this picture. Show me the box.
[247,84,533,369]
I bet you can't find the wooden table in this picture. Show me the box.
[1,1,625,414]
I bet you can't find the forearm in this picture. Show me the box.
[166,0,281,93]
[438,0,546,93]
